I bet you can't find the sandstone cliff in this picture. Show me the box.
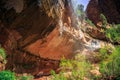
[0,0,78,75]
[86,0,120,25]
[0,0,119,76]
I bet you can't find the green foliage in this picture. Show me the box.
[106,24,120,43]
[0,70,34,80]
[99,47,109,60]
[77,4,84,12]
[0,70,16,80]
[77,10,83,16]
[116,77,120,80]
[77,4,84,15]
[86,19,96,27]
[0,47,7,64]
[99,46,120,79]
[100,14,108,29]
[77,4,86,22]
[51,70,67,80]
[100,14,120,43]
[89,46,111,63]
[62,54,91,80]
[0,47,6,59]
[51,54,92,80]
[99,14,120,43]
[18,75,34,80]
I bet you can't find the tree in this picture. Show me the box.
[77,4,84,12]
[77,4,85,23]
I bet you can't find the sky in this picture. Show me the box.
[76,0,90,10]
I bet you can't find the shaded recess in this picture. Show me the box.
[0,0,75,76]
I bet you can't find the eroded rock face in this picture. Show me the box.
[0,0,77,75]
[86,0,120,40]
[86,0,120,25]
[86,0,101,25]
[0,0,69,58]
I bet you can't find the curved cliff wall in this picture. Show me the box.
[0,0,77,75]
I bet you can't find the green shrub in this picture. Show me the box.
[99,46,120,79]
[52,54,92,80]
[99,47,109,60]
[106,24,120,43]
[89,46,112,63]
[0,70,16,80]
[51,70,67,80]
[100,14,108,29]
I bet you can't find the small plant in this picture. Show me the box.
[100,14,108,29]
[0,47,6,60]
[86,19,96,27]
[0,47,7,70]
[18,75,34,80]
[0,70,16,80]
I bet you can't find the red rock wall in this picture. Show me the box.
[0,0,76,75]
[86,0,120,25]
[0,0,77,61]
